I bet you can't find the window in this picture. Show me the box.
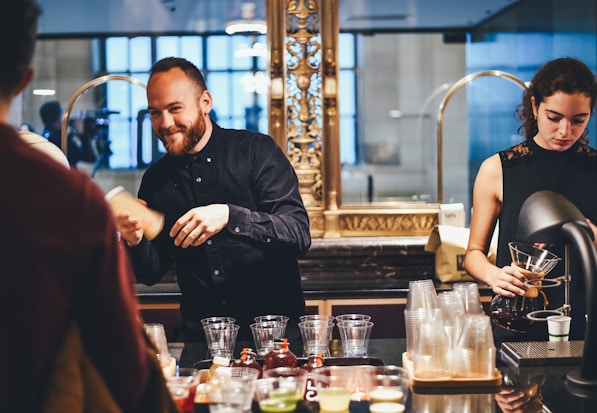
[101,34,269,169]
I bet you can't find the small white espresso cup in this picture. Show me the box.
[547,315,571,342]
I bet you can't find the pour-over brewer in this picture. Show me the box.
[490,242,565,333]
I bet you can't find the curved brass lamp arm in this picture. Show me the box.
[60,75,147,155]
[436,70,528,204]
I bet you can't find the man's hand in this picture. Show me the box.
[115,211,145,247]
[170,204,230,248]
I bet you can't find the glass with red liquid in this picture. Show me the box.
[167,368,200,412]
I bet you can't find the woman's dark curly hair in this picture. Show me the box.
[516,57,597,143]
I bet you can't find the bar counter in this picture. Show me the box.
[173,338,597,413]
[136,237,438,302]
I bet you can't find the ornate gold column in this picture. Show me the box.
[267,0,438,238]
[268,0,326,237]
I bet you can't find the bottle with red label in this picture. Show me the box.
[300,353,324,402]
[231,347,263,378]
[262,338,297,371]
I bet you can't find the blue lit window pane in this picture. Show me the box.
[339,70,355,114]
[156,37,180,60]
[232,72,252,116]
[231,36,252,70]
[108,118,132,168]
[107,81,130,117]
[130,37,151,71]
[131,79,149,117]
[208,73,231,118]
[338,33,354,68]
[207,36,230,70]
[255,35,267,70]
[181,36,202,67]
[106,37,129,72]
[340,117,356,164]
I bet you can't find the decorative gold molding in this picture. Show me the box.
[267,0,440,238]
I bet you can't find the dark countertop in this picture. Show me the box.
[135,236,454,301]
[175,338,597,413]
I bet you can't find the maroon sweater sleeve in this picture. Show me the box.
[75,177,150,412]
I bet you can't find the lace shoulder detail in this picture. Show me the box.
[574,143,597,158]
[499,141,530,164]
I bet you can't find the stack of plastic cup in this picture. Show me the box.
[453,282,484,314]
[404,280,440,355]
[453,314,496,378]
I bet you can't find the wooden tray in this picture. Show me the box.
[402,352,502,392]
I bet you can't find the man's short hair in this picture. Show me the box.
[0,1,41,97]
[149,57,208,92]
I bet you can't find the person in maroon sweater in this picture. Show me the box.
[0,2,160,412]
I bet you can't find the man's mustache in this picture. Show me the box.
[159,126,186,136]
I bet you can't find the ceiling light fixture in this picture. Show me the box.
[33,89,56,96]
[225,2,267,35]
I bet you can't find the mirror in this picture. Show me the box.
[340,32,467,206]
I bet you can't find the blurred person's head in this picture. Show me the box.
[0,1,41,101]
[40,100,62,129]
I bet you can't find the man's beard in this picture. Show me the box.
[158,115,205,156]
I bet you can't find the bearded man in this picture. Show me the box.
[115,57,311,343]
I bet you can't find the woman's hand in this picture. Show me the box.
[487,264,528,297]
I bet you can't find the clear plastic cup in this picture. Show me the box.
[250,321,279,356]
[366,365,410,413]
[453,314,496,378]
[412,318,451,379]
[334,313,372,323]
[453,282,484,314]
[406,279,438,311]
[438,290,466,348]
[254,376,305,413]
[336,320,374,358]
[203,323,240,359]
[298,320,334,357]
[143,323,174,376]
[254,315,289,339]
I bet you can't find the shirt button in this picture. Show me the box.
[193,155,198,161]
[196,177,202,183]
[213,269,220,276]
[207,157,212,163]
[266,238,271,243]
[234,226,240,233]
[206,239,212,245]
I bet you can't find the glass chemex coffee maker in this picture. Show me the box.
[490,241,567,333]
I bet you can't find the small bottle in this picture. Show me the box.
[209,355,231,378]
[300,353,324,402]
[263,338,297,371]
[299,353,325,372]
[232,347,263,378]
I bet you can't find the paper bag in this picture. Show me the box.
[425,225,473,283]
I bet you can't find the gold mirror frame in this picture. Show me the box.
[267,0,438,238]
